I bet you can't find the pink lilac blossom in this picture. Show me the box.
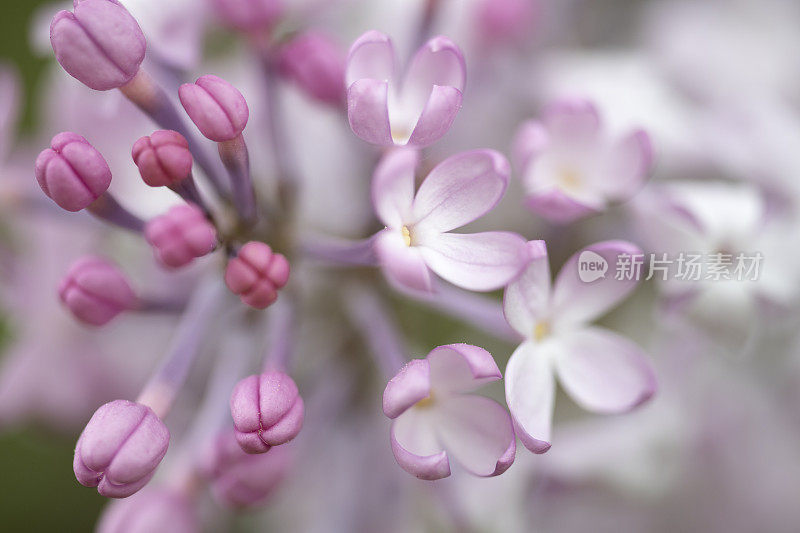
[58,256,138,326]
[224,242,291,309]
[144,204,217,269]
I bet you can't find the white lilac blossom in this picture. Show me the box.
[383,344,516,480]
[504,240,656,453]
[372,148,527,293]
[512,99,653,224]
[345,31,466,147]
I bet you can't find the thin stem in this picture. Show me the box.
[137,280,226,418]
[343,284,407,378]
[262,296,297,373]
[120,68,229,200]
[218,134,257,224]
[169,175,211,216]
[411,0,441,56]
[87,193,145,233]
[299,234,378,266]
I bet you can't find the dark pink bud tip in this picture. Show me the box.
[144,204,217,269]
[210,0,284,33]
[34,132,111,212]
[200,430,292,509]
[58,256,138,326]
[73,399,170,499]
[50,0,146,91]
[225,242,290,309]
[178,75,249,142]
[278,32,346,106]
[229,372,304,454]
[132,131,193,188]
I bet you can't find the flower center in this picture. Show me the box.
[558,167,582,193]
[533,321,550,341]
[415,392,435,409]
[401,225,412,247]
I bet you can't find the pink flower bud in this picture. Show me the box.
[178,75,249,142]
[50,0,146,91]
[34,132,111,212]
[97,487,197,533]
[144,204,217,268]
[200,430,292,509]
[230,372,304,454]
[132,131,193,188]
[278,32,346,106]
[74,399,170,498]
[209,0,283,33]
[224,242,290,309]
[58,256,138,326]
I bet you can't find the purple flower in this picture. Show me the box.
[383,344,516,480]
[73,399,170,498]
[50,0,146,91]
[512,98,653,224]
[179,75,250,143]
[224,242,290,309]
[345,31,466,147]
[503,240,657,453]
[144,204,217,269]
[371,148,527,293]
[278,32,346,107]
[58,256,138,326]
[229,372,304,454]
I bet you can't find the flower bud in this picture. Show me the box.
[58,256,138,326]
[224,242,290,309]
[50,0,147,91]
[230,372,304,454]
[144,204,217,268]
[209,0,283,33]
[278,32,346,106]
[476,0,539,47]
[178,75,249,142]
[132,131,193,188]
[97,486,197,533]
[200,430,292,509]
[73,399,170,498]
[34,132,111,212]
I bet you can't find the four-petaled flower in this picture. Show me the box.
[383,344,516,480]
[503,240,657,453]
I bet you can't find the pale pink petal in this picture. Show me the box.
[523,189,602,224]
[512,120,549,172]
[383,359,431,419]
[505,341,555,453]
[542,98,601,145]
[427,344,500,393]
[375,229,432,293]
[347,79,393,145]
[371,148,419,227]
[399,36,465,119]
[406,85,463,148]
[345,30,395,86]
[437,395,515,477]
[600,129,654,201]
[554,327,657,414]
[552,240,642,327]
[503,240,550,338]
[390,409,450,480]
[412,150,510,234]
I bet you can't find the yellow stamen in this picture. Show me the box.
[401,226,412,247]
[533,322,550,342]
[559,168,581,192]
[416,393,435,409]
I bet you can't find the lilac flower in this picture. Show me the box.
[371,148,527,293]
[383,344,516,480]
[345,31,466,147]
[503,240,657,453]
[278,32,347,107]
[144,204,217,269]
[58,256,138,326]
[225,242,291,309]
[512,99,653,224]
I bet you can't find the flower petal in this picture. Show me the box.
[542,98,600,145]
[552,240,642,327]
[512,120,549,173]
[418,231,527,292]
[375,229,432,293]
[427,344,501,394]
[412,149,510,234]
[437,395,516,477]
[383,359,431,419]
[523,188,602,224]
[503,240,550,338]
[406,85,463,148]
[600,129,654,201]
[399,35,466,123]
[505,341,556,453]
[371,148,419,227]
[390,409,450,480]
[347,79,393,145]
[345,30,395,86]
[554,327,657,414]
